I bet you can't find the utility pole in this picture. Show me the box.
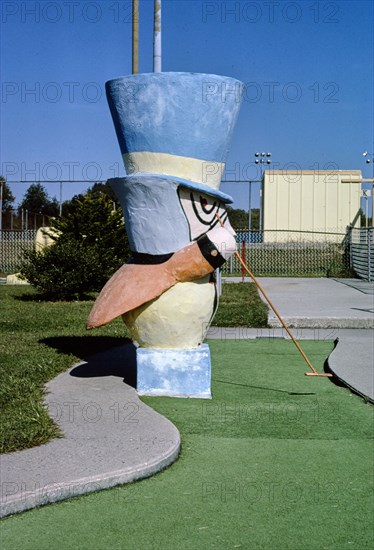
[59,181,63,216]
[132,0,139,74]
[0,179,3,233]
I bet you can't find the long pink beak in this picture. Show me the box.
[86,239,218,329]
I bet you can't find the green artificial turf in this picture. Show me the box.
[1,339,373,550]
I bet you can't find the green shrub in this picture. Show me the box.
[19,240,105,300]
[19,188,131,300]
[53,191,131,279]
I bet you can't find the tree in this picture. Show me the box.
[20,186,131,299]
[360,208,372,227]
[60,182,118,217]
[226,207,260,230]
[18,183,59,217]
[226,207,247,229]
[88,182,118,204]
[0,177,15,211]
[251,208,260,231]
[52,190,130,283]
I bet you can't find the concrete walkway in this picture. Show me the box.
[0,344,180,518]
[223,277,374,328]
[328,331,373,403]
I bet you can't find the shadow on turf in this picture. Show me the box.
[41,336,137,388]
[213,378,316,395]
[213,339,342,396]
[40,337,340,398]
[13,292,95,302]
[324,338,346,387]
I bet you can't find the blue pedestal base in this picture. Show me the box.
[136,344,212,399]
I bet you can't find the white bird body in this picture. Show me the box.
[123,275,216,349]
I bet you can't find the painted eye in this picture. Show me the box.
[198,194,218,216]
[191,193,228,232]
[178,188,229,240]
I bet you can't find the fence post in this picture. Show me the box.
[368,228,372,282]
[241,240,246,282]
[348,226,353,270]
[215,268,222,296]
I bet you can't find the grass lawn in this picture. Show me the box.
[1,338,373,549]
[0,283,267,453]
[214,282,268,327]
[0,286,128,453]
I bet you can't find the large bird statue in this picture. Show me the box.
[87,72,244,397]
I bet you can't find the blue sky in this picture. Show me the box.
[1,0,373,212]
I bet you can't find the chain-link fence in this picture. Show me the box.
[1,227,371,280]
[223,229,350,277]
[348,227,374,282]
[0,230,37,274]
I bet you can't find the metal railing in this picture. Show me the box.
[348,227,374,282]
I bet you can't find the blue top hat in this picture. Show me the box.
[106,72,244,203]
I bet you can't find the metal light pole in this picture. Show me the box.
[248,180,252,233]
[363,151,374,226]
[255,152,272,231]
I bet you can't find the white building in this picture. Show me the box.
[262,170,362,242]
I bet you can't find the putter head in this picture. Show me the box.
[305,372,333,377]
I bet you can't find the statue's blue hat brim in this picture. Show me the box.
[122,173,233,204]
[108,175,233,254]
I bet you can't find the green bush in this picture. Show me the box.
[19,240,104,300]
[53,191,130,279]
[19,188,131,300]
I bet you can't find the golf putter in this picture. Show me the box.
[215,214,332,377]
